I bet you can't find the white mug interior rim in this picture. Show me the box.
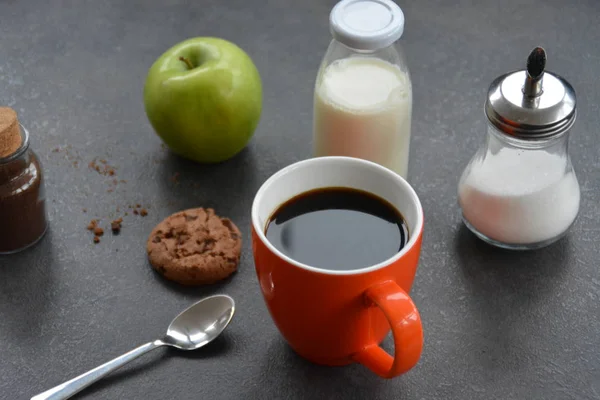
[251,156,424,276]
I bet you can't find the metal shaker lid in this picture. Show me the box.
[485,47,576,139]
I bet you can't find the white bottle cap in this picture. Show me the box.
[329,0,405,51]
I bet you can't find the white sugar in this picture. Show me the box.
[458,148,580,245]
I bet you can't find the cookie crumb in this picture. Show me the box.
[111,218,123,234]
[87,219,98,231]
[140,208,148,216]
[93,236,100,244]
[93,227,104,236]
[133,209,139,215]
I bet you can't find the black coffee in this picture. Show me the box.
[265,187,409,271]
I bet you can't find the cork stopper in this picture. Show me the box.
[0,107,22,158]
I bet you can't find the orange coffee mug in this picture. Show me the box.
[251,156,424,378]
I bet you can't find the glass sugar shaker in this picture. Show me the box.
[457,47,580,250]
[312,0,413,179]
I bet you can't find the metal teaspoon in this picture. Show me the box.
[31,294,236,400]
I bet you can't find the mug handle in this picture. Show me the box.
[352,280,423,378]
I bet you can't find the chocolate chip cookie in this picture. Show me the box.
[147,208,242,285]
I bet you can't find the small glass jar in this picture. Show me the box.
[312,0,413,179]
[458,47,580,250]
[0,125,48,254]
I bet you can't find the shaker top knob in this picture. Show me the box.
[485,47,576,139]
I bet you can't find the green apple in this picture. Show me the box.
[143,37,262,163]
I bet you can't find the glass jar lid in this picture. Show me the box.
[485,47,576,140]
[329,0,405,51]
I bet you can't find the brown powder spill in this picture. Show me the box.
[129,203,148,216]
[0,107,22,158]
[89,158,117,176]
[87,219,104,244]
[86,201,151,243]
[51,145,82,167]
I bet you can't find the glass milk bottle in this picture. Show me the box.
[458,47,580,250]
[312,0,412,179]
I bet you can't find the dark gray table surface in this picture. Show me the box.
[1,0,599,399]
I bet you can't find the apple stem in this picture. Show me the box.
[179,56,194,70]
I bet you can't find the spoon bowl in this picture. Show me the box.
[164,294,235,350]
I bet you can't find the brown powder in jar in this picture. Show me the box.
[0,108,47,253]
[0,107,21,158]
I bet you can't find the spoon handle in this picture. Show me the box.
[31,339,165,400]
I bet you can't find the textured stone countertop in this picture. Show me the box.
[1,0,599,399]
